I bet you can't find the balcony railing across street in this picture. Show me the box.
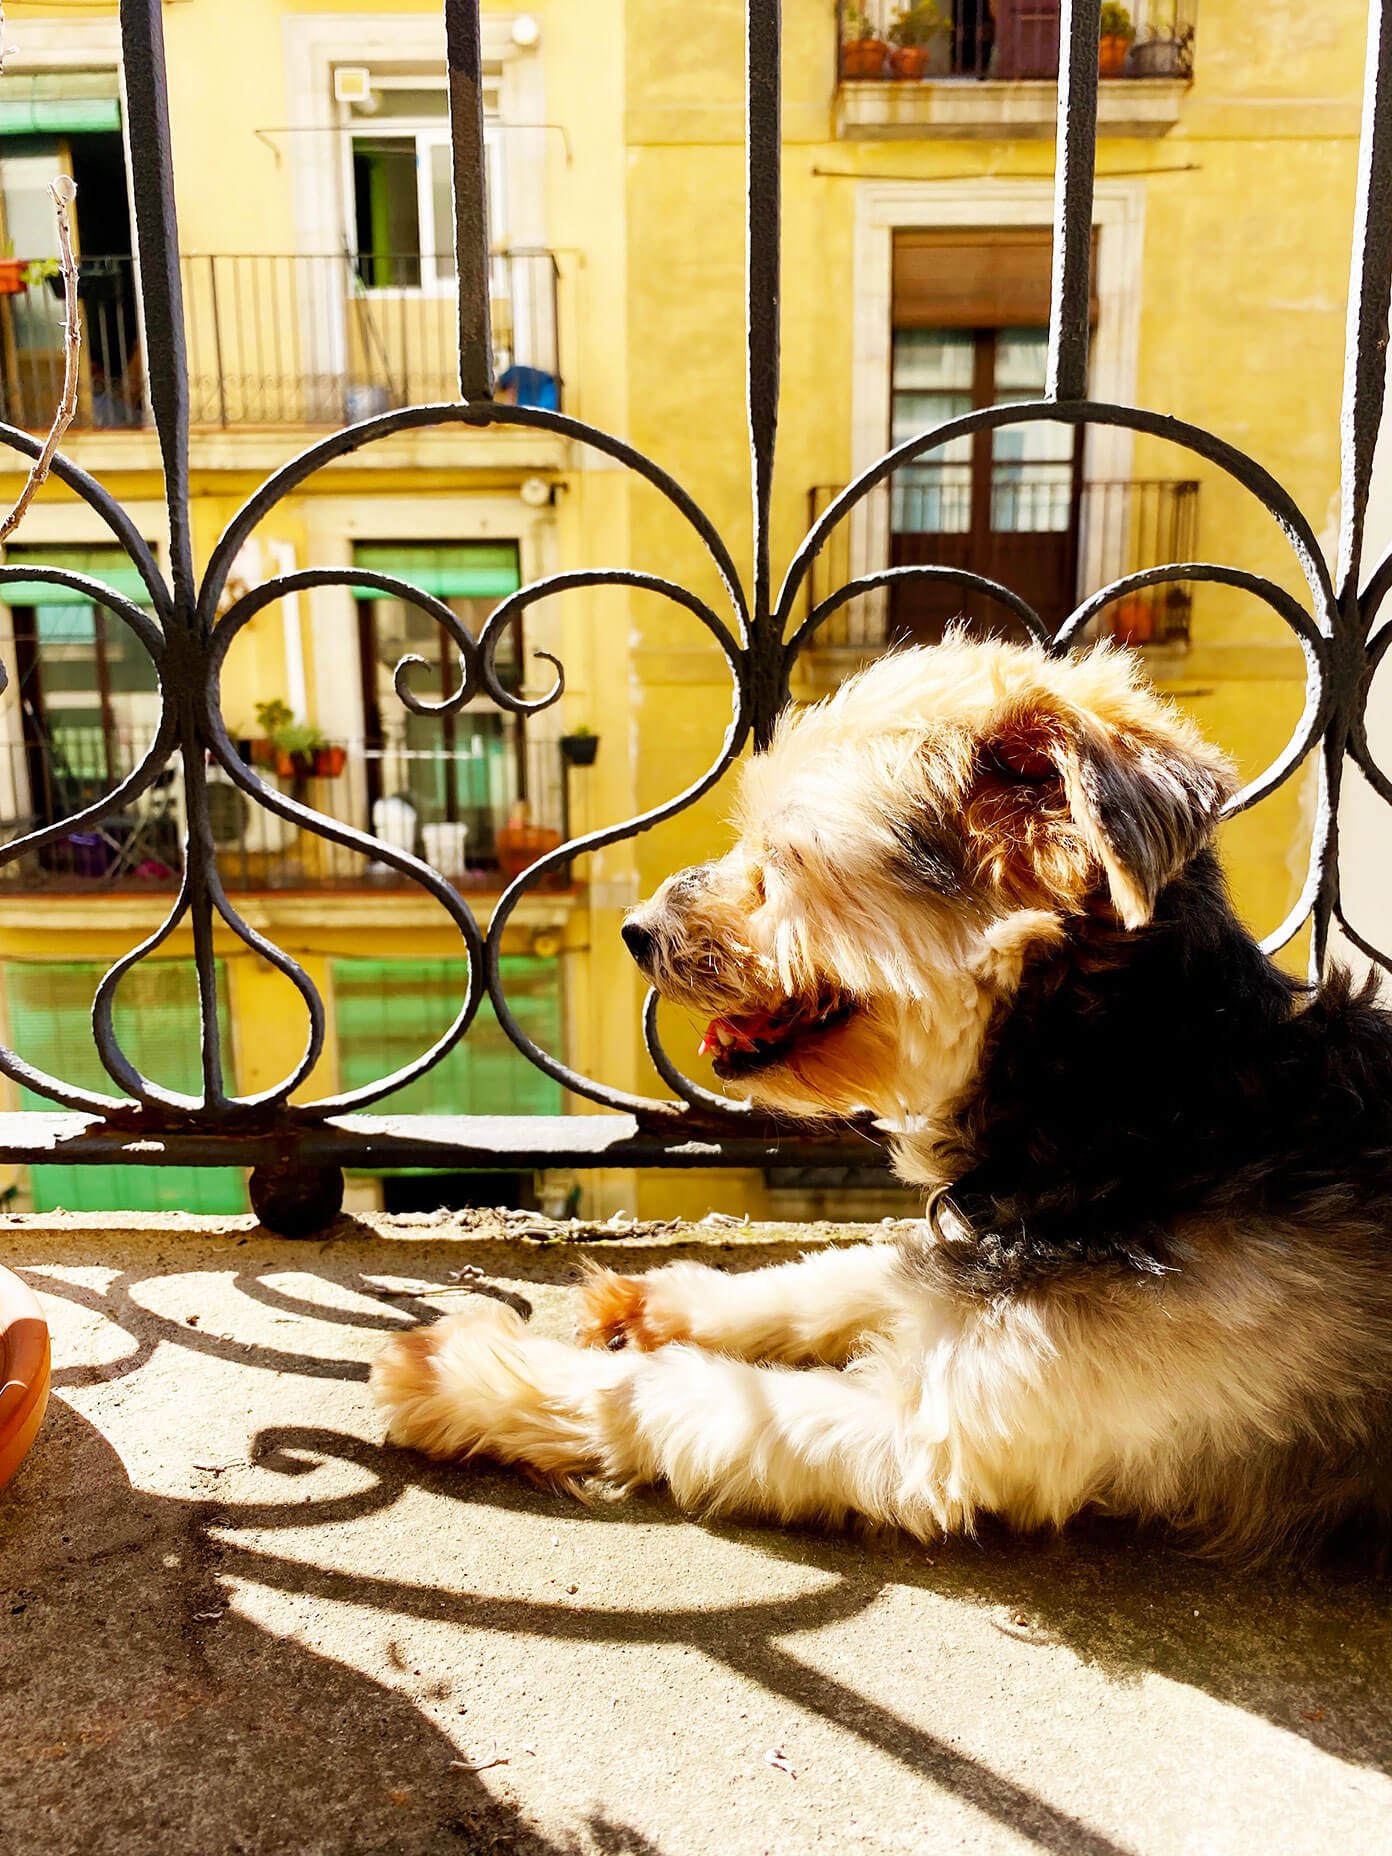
[0,250,562,431]
[837,0,1195,83]
[0,0,1382,1236]
[0,731,568,894]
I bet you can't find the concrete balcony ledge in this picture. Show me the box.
[3,1210,1388,1855]
[836,76,1189,139]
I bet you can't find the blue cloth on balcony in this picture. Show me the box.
[497,365,559,412]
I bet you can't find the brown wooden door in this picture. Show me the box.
[888,327,1082,643]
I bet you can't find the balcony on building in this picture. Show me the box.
[800,474,1199,681]
[0,247,562,432]
[0,545,583,911]
[836,0,1195,139]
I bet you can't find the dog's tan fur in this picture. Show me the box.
[372,639,1392,1559]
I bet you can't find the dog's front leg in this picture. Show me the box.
[373,1301,951,1537]
[576,1241,907,1364]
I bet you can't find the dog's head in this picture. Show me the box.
[623,637,1235,1124]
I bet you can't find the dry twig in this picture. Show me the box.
[0,174,79,543]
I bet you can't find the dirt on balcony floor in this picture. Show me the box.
[1,1210,1389,1856]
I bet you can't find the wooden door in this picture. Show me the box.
[888,327,1082,643]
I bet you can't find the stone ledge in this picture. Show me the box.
[836,76,1189,140]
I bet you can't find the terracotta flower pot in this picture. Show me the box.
[890,44,931,77]
[1109,595,1154,646]
[496,822,563,883]
[314,744,347,778]
[0,1264,50,1493]
[0,258,27,297]
[841,37,889,77]
[1099,33,1131,77]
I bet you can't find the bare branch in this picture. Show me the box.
[0,175,80,545]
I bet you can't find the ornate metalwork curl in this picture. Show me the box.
[0,0,1389,1204]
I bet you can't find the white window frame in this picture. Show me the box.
[850,178,1146,627]
[340,73,509,299]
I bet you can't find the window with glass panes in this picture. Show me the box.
[353,541,525,866]
[887,230,1093,639]
[0,545,161,825]
[344,73,505,292]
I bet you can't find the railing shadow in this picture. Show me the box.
[8,1222,1390,1855]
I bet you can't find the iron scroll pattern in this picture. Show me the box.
[0,0,1391,1174]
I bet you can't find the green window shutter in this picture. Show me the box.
[0,74,122,136]
[0,544,155,610]
[7,959,247,1214]
[333,956,562,1127]
[350,542,522,601]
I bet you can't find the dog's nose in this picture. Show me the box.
[621,921,656,967]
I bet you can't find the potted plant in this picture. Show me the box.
[841,5,889,78]
[251,699,294,771]
[1126,23,1192,78]
[1108,594,1154,646]
[495,800,563,883]
[252,701,338,780]
[1099,1,1134,76]
[271,721,326,780]
[559,725,599,767]
[888,1,950,77]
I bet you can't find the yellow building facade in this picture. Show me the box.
[0,0,1366,1218]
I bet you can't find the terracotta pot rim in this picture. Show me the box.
[0,1263,50,1493]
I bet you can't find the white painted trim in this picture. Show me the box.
[849,178,1147,618]
[2,20,122,66]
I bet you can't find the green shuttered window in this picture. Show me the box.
[334,956,562,1124]
[8,960,247,1214]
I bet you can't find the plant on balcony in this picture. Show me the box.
[1126,17,1194,79]
[560,725,600,767]
[1099,1,1134,77]
[841,5,889,79]
[496,800,563,885]
[888,1,949,78]
[251,700,344,780]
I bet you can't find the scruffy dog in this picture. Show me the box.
[373,637,1392,1560]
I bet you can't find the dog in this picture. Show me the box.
[372,636,1392,1561]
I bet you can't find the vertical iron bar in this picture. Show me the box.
[1045,0,1101,403]
[1336,0,1392,609]
[208,255,228,428]
[120,0,226,1106]
[748,0,782,743]
[119,0,195,608]
[444,0,494,401]
[1311,0,1392,976]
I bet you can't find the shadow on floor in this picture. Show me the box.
[4,1223,1389,1856]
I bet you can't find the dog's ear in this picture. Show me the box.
[979,697,1233,929]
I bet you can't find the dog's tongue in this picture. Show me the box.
[699,1010,778,1058]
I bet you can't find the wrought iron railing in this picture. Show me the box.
[836,0,1195,83]
[0,0,1383,1233]
[804,477,1198,651]
[0,249,562,431]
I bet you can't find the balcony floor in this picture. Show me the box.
[3,1213,1389,1856]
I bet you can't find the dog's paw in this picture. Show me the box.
[371,1301,605,1480]
[575,1267,693,1353]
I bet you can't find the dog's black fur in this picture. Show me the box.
[914,849,1392,1557]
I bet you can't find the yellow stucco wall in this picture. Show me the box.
[0,0,1370,1217]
